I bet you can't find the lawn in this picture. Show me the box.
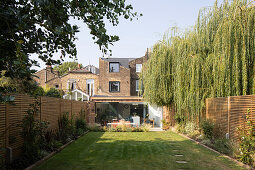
[35,131,245,170]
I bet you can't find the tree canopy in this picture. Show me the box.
[141,0,255,123]
[54,61,83,76]
[0,0,141,80]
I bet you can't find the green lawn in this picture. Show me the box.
[35,131,245,170]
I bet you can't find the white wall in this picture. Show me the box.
[148,104,163,128]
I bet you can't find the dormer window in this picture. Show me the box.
[109,62,119,72]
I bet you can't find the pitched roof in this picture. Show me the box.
[101,58,136,69]
[69,68,91,73]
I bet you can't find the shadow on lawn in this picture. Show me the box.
[37,132,242,170]
[72,132,237,170]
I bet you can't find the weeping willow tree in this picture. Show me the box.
[141,0,255,123]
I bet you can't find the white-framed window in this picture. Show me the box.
[136,80,140,91]
[109,81,120,92]
[136,64,142,72]
[86,79,94,96]
[67,79,76,90]
[109,62,120,72]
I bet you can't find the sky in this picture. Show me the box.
[31,0,218,70]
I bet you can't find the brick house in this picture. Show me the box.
[34,49,163,128]
[33,65,99,101]
[92,49,163,128]
[33,65,60,87]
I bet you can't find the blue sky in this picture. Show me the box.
[32,0,218,69]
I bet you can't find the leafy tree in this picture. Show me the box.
[45,88,63,98]
[0,0,141,80]
[54,62,83,76]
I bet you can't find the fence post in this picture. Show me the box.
[205,99,207,119]
[40,97,42,122]
[71,100,73,115]
[59,98,61,117]
[5,103,9,148]
[227,96,231,139]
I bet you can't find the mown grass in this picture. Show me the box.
[35,131,245,170]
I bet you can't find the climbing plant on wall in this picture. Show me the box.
[141,0,255,123]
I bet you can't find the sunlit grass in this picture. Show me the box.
[35,131,244,170]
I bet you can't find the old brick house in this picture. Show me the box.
[33,65,60,87]
[33,65,99,101]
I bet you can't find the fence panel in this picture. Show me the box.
[206,95,255,142]
[0,94,94,161]
[206,97,229,137]
[41,97,61,130]
[0,103,6,160]
[7,94,37,158]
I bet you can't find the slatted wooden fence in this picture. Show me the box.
[206,95,255,141]
[0,94,95,162]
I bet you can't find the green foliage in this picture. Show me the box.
[21,101,49,165]
[1,0,141,80]
[45,88,63,98]
[53,62,83,76]
[238,109,255,167]
[58,112,75,143]
[201,120,214,141]
[184,122,198,135]
[32,86,45,97]
[75,119,87,131]
[141,0,255,123]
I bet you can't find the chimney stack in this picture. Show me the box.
[46,65,53,72]
[146,48,151,59]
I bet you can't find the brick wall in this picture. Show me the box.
[33,66,59,87]
[98,58,131,96]
[129,55,148,96]
[46,73,99,95]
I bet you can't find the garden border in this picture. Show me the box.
[175,131,253,170]
[24,131,89,170]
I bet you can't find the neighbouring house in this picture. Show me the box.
[33,65,99,101]
[33,65,60,87]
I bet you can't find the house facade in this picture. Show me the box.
[34,49,163,128]
[33,65,99,101]
[92,49,163,128]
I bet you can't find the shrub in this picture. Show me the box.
[184,121,197,134]
[22,102,48,161]
[75,119,87,131]
[140,123,151,132]
[116,122,128,132]
[238,109,255,167]
[213,139,232,155]
[161,120,170,130]
[45,88,62,98]
[88,125,105,132]
[58,112,75,143]
[200,119,214,141]
[173,123,185,133]
[32,86,45,96]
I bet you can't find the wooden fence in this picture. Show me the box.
[206,95,255,141]
[0,94,95,161]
